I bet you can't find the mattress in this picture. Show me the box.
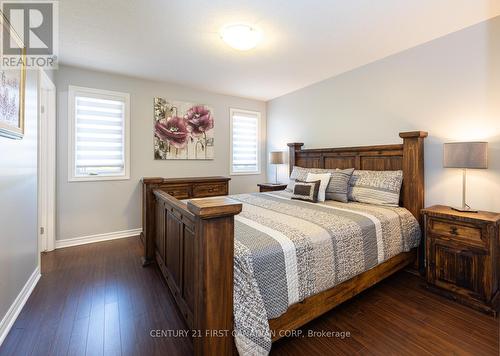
[230,191,421,355]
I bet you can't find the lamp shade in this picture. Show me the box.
[269,151,284,164]
[443,142,488,169]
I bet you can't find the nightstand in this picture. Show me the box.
[422,205,500,316]
[257,183,287,192]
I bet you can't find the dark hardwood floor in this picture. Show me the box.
[1,237,498,356]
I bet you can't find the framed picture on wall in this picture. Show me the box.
[153,97,215,160]
[0,13,26,139]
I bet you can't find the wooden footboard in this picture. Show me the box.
[152,190,241,355]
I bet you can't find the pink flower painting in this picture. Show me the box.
[153,98,214,159]
[154,117,189,149]
[186,105,214,137]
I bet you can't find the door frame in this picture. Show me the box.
[38,69,56,253]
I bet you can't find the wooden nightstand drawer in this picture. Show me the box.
[160,185,191,199]
[192,183,227,197]
[428,218,483,247]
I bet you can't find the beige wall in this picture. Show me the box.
[267,17,500,212]
[0,71,39,323]
[55,65,267,241]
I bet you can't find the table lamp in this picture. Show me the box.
[443,142,488,212]
[269,151,284,184]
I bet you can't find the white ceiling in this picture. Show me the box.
[59,0,500,101]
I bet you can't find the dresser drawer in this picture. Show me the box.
[160,185,191,199]
[192,182,227,197]
[428,218,484,247]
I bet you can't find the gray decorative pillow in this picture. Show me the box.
[348,170,403,206]
[286,166,314,192]
[325,168,355,203]
[291,180,320,203]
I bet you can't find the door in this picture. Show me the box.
[38,69,56,252]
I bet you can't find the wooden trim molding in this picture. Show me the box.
[0,267,41,346]
[55,228,142,249]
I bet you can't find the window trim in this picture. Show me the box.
[229,108,261,176]
[68,85,131,182]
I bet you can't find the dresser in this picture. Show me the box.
[423,205,500,315]
[141,176,230,265]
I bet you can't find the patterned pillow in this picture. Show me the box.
[287,166,313,192]
[291,180,321,203]
[306,172,331,202]
[325,168,354,203]
[348,170,403,206]
[286,166,335,192]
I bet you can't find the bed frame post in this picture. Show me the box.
[400,131,428,273]
[187,198,242,356]
[287,142,304,175]
[399,131,428,225]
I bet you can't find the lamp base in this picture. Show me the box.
[451,206,478,213]
[453,169,479,213]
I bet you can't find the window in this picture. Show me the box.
[230,108,261,175]
[68,86,130,181]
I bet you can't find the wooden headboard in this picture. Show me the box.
[287,131,428,224]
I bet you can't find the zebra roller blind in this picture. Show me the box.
[69,86,130,181]
[230,109,260,174]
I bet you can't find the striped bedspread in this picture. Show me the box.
[230,191,420,355]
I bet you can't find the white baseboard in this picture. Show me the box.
[55,228,142,249]
[0,266,41,346]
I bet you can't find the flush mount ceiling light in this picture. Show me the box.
[220,24,262,51]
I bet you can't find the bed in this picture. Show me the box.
[142,131,428,356]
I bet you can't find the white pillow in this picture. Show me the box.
[306,172,331,202]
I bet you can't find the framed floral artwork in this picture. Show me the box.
[154,97,215,160]
[0,15,26,140]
